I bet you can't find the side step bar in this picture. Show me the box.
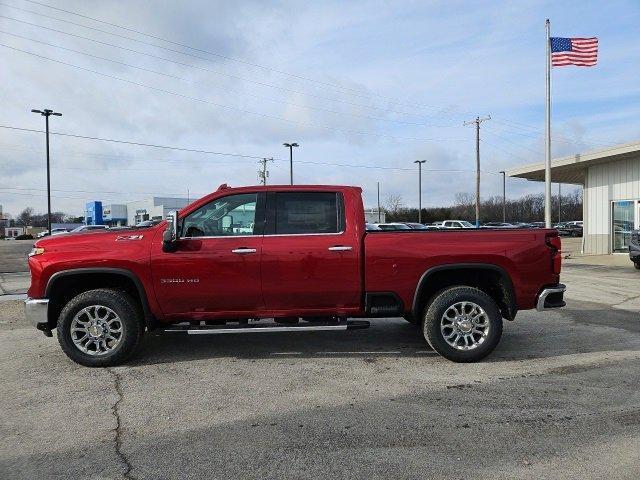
[163,319,370,335]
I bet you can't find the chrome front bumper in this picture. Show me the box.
[24,298,49,328]
[536,284,566,311]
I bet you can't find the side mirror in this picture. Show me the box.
[162,211,178,252]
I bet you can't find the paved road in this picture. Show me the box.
[0,239,32,273]
[1,264,640,479]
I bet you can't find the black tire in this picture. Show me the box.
[422,286,502,363]
[57,288,144,367]
[634,262,640,270]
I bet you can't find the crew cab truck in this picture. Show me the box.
[25,184,566,367]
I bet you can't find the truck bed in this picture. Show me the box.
[364,228,560,312]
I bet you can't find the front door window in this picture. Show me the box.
[181,193,257,237]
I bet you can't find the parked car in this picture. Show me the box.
[629,230,640,269]
[66,225,110,234]
[365,223,382,231]
[37,228,70,238]
[555,222,583,237]
[440,220,475,229]
[403,222,430,230]
[135,219,162,228]
[375,223,412,230]
[25,184,565,367]
[481,222,516,229]
[511,222,535,229]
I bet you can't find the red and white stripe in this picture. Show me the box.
[552,37,598,67]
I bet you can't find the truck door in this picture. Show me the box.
[150,192,265,317]
[260,191,361,314]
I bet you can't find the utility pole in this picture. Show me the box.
[377,182,381,222]
[464,115,491,227]
[283,142,299,185]
[31,108,62,235]
[414,160,426,223]
[258,157,274,185]
[499,171,506,222]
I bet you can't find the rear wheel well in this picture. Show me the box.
[46,272,148,330]
[413,267,516,321]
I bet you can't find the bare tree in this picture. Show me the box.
[17,207,33,226]
[384,194,404,215]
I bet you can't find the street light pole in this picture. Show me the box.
[283,142,299,185]
[414,160,426,223]
[31,108,62,235]
[499,171,506,222]
[377,181,381,222]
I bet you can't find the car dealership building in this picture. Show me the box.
[508,141,640,255]
[84,197,189,227]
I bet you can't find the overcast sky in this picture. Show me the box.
[1,0,639,217]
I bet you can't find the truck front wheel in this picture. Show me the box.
[422,286,502,363]
[57,288,144,367]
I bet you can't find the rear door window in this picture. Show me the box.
[270,192,344,234]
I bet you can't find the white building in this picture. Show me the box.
[126,197,190,225]
[508,141,640,255]
[102,204,128,226]
[364,208,386,224]
[4,226,26,238]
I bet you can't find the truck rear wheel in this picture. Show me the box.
[422,286,502,363]
[57,288,144,367]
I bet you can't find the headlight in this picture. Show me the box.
[28,247,45,257]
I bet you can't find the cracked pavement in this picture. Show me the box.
[1,263,640,479]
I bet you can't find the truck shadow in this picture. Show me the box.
[131,305,640,366]
[133,320,434,366]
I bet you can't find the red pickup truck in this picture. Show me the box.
[25,184,565,367]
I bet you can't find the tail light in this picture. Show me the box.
[545,232,562,274]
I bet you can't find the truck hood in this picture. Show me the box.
[34,224,163,250]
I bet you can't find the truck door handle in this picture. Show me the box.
[231,248,257,254]
[328,246,353,251]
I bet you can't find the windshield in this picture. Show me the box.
[459,221,474,228]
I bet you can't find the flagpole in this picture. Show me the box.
[545,18,552,228]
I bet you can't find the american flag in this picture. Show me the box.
[550,37,598,67]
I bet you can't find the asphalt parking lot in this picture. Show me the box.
[1,242,639,479]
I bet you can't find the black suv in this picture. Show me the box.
[629,230,640,269]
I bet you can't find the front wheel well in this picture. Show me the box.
[46,271,149,330]
[412,267,517,321]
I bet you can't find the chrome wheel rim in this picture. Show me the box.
[440,301,490,351]
[70,305,123,356]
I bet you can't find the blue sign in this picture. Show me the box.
[85,201,103,225]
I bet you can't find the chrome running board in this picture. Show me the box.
[163,319,370,335]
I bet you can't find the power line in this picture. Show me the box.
[0,124,274,159]
[1,126,502,175]
[0,43,466,143]
[0,29,457,128]
[0,14,452,122]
